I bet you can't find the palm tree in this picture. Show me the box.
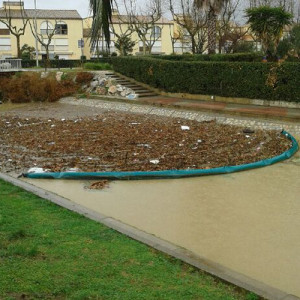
[89,0,113,47]
[194,0,227,54]
[245,6,293,59]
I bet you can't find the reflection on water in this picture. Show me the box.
[24,160,300,297]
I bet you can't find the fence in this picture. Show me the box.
[0,59,22,71]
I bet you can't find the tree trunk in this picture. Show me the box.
[45,46,50,71]
[207,9,217,54]
[191,36,196,54]
[16,35,21,58]
[143,39,146,55]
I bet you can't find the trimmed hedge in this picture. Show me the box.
[112,56,300,102]
[152,53,299,63]
[153,53,264,62]
[21,58,112,69]
[84,62,112,70]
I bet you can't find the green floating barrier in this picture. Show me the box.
[23,131,299,180]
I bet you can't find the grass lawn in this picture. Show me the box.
[0,179,259,300]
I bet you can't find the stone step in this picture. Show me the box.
[116,81,133,85]
[138,93,158,98]
[107,72,158,98]
[130,87,149,91]
[137,90,156,94]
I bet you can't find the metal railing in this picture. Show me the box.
[0,59,22,71]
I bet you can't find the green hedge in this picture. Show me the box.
[153,53,264,62]
[21,58,112,68]
[84,62,112,70]
[112,57,300,102]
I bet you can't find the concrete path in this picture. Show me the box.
[131,96,300,122]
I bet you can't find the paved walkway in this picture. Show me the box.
[61,97,300,136]
[138,96,300,122]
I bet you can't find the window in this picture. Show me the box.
[0,37,11,51]
[138,41,150,53]
[55,22,68,35]
[0,22,10,35]
[55,39,68,51]
[40,21,54,35]
[152,41,161,53]
[151,26,161,39]
[41,39,54,51]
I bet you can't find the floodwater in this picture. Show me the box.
[24,151,300,297]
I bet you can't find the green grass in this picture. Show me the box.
[84,62,112,70]
[0,179,260,300]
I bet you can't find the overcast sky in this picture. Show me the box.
[1,0,91,18]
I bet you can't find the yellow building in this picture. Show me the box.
[82,10,174,58]
[0,1,83,59]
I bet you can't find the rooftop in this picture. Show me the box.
[0,8,82,20]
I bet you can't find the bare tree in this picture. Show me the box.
[0,1,29,58]
[110,1,136,55]
[169,0,208,54]
[123,0,163,55]
[248,0,299,20]
[29,19,57,70]
[217,0,250,53]
[168,23,183,53]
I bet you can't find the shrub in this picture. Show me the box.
[0,72,78,103]
[75,71,94,84]
[84,62,112,70]
[112,56,300,102]
[232,41,256,53]
[154,53,264,62]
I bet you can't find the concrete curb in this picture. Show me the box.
[1,172,299,300]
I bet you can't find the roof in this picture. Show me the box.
[83,15,173,25]
[0,9,82,20]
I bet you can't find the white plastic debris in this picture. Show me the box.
[66,168,80,172]
[181,126,190,131]
[51,125,56,128]
[130,122,141,125]
[150,159,160,165]
[197,139,202,143]
[137,144,151,148]
[245,135,250,138]
[61,118,66,121]
[28,167,46,174]
[127,93,137,100]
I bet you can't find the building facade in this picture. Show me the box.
[0,1,83,59]
[82,11,174,59]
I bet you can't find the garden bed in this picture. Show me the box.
[0,110,291,174]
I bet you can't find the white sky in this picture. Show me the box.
[1,0,91,18]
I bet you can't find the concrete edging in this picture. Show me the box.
[1,172,299,300]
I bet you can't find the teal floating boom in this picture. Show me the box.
[23,131,299,180]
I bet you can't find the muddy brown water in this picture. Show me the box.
[23,149,300,297]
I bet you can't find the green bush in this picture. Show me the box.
[112,56,300,102]
[153,53,264,62]
[84,62,112,70]
[21,58,112,69]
